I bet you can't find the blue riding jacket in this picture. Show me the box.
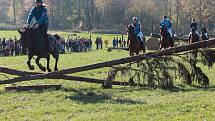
[160,18,172,29]
[27,5,49,26]
[160,18,173,37]
[133,21,141,35]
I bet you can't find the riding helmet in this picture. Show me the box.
[132,17,137,21]
[35,0,43,3]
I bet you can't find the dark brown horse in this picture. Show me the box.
[200,31,209,41]
[160,26,174,50]
[18,27,59,72]
[126,24,144,56]
[189,28,199,43]
[189,28,200,59]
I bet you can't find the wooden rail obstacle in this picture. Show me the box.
[0,39,215,88]
[5,85,62,91]
[107,47,129,52]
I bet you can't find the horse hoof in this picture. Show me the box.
[54,68,58,72]
[47,68,52,72]
[41,67,46,72]
[29,66,35,70]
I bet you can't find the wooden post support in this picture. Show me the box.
[5,85,62,91]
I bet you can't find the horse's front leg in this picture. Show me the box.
[159,38,163,50]
[46,55,52,72]
[129,50,134,67]
[27,54,35,70]
[54,56,59,72]
[51,49,59,72]
[35,56,46,72]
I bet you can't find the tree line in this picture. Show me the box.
[1,0,215,35]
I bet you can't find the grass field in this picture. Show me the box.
[0,30,215,121]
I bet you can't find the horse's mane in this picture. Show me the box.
[54,34,61,40]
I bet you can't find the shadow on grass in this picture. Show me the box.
[65,91,111,104]
[64,88,145,104]
[114,83,215,92]
[160,85,215,92]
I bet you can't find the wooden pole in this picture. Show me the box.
[0,67,129,86]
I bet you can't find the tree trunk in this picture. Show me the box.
[12,0,16,24]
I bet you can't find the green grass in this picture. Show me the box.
[0,31,215,121]
[0,30,125,42]
[0,30,20,39]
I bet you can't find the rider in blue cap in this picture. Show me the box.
[132,17,145,50]
[160,15,173,38]
[27,0,50,50]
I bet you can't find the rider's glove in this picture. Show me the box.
[33,24,40,29]
[25,24,30,28]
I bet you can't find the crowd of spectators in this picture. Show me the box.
[65,37,92,53]
[112,37,128,48]
[95,36,128,49]
[0,37,22,56]
[0,35,94,57]
[0,34,128,57]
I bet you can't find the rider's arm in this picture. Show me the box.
[190,23,193,29]
[160,19,165,26]
[134,23,141,35]
[36,8,48,25]
[27,8,36,24]
[169,21,172,28]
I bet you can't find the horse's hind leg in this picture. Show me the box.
[46,55,52,72]
[136,52,140,67]
[27,54,35,70]
[35,57,46,72]
[54,57,59,71]
[169,38,174,48]
[129,50,133,67]
[159,39,163,50]
[52,50,59,71]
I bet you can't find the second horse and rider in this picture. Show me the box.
[129,16,209,51]
[17,0,210,72]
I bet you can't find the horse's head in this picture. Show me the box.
[126,24,135,39]
[189,27,199,43]
[126,24,141,55]
[18,27,33,48]
[160,25,167,36]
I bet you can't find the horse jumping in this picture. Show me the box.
[18,27,59,72]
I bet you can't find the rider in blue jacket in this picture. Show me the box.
[27,0,50,50]
[132,17,141,35]
[132,17,145,50]
[160,16,173,38]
